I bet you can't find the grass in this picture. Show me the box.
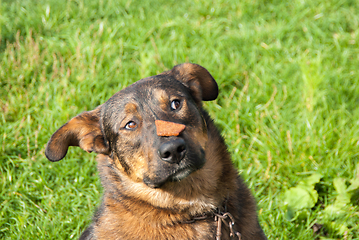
[1,0,359,239]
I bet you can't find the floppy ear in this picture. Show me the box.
[45,106,110,162]
[169,63,218,102]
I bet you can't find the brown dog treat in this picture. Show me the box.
[155,120,186,137]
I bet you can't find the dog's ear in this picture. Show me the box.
[170,63,218,102]
[45,106,110,162]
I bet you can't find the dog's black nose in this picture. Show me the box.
[158,139,186,164]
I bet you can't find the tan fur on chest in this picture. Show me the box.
[94,196,214,240]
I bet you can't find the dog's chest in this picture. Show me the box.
[94,211,217,240]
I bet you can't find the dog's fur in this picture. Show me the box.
[45,63,267,240]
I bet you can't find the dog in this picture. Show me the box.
[45,63,267,240]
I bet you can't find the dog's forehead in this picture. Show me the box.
[111,75,188,103]
[131,75,186,94]
[102,75,190,117]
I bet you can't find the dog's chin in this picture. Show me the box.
[143,167,195,189]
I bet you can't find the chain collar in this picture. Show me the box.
[180,199,241,240]
[214,211,241,240]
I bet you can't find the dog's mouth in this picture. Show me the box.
[143,166,196,188]
[169,167,193,182]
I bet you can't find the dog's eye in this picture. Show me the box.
[125,121,137,130]
[170,99,181,110]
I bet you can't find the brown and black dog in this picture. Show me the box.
[45,63,267,240]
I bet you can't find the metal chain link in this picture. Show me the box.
[179,198,242,240]
[214,212,241,240]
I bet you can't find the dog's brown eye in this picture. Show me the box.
[171,99,181,110]
[125,121,137,130]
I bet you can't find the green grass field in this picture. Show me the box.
[1,0,359,239]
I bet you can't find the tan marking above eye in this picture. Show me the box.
[153,89,169,110]
[124,103,138,114]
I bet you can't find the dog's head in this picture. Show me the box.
[45,63,218,188]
